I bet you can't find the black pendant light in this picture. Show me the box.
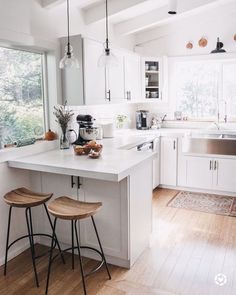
[98,0,118,67]
[211,37,226,54]
[168,0,177,15]
[59,0,79,69]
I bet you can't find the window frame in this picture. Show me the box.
[169,53,236,122]
[0,45,48,140]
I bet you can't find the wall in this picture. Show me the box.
[133,2,236,123]
[135,2,236,57]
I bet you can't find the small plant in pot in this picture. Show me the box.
[54,102,74,149]
[116,115,129,129]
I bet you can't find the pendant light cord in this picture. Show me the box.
[67,0,71,54]
[105,0,109,50]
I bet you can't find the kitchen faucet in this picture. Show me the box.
[224,101,228,123]
[161,114,167,123]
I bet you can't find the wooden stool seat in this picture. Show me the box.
[4,187,52,208]
[47,197,102,220]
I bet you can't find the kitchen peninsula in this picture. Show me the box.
[7,135,156,268]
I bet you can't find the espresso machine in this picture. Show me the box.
[71,114,97,145]
[136,110,150,130]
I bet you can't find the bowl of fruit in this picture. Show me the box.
[73,141,103,158]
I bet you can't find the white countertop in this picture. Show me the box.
[8,134,157,182]
[7,127,236,181]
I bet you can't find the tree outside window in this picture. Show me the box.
[0,47,45,144]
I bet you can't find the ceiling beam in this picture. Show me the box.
[114,0,235,36]
[83,0,147,25]
[41,0,65,9]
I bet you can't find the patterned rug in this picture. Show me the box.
[167,191,236,217]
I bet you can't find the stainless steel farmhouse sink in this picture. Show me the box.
[182,133,236,156]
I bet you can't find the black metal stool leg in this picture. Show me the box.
[29,208,36,258]
[71,220,75,270]
[45,217,57,295]
[43,204,65,264]
[25,207,39,288]
[91,216,111,280]
[75,220,87,295]
[4,206,12,276]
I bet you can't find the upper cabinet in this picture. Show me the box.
[124,53,142,101]
[83,38,107,105]
[60,35,85,105]
[105,48,125,103]
[141,56,168,103]
[60,35,166,106]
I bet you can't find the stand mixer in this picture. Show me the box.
[71,114,98,145]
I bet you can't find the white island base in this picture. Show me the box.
[28,159,153,269]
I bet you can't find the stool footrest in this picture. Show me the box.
[7,233,57,259]
[51,245,105,277]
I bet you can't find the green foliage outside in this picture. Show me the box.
[0,47,44,144]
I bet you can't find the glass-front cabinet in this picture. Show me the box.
[142,56,167,102]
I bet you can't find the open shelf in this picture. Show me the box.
[145,70,159,74]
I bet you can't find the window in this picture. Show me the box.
[173,59,236,121]
[0,47,45,144]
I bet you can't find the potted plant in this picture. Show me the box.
[54,102,74,149]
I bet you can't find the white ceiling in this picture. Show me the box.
[41,0,236,36]
[109,0,167,24]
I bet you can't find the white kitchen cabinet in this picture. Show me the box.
[185,156,213,190]
[153,138,160,189]
[105,48,125,102]
[78,177,129,260]
[83,38,107,105]
[32,159,152,268]
[40,173,78,245]
[184,156,236,193]
[160,137,177,186]
[213,158,236,192]
[124,53,141,101]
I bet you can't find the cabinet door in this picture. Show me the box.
[153,138,160,189]
[60,35,84,106]
[185,157,213,190]
[124,53,141,101]
[106,49,125,102]
[40,173,78,245]
[213,158,236,192]
[83,38,107,105]
[160,137,177,186]
[78,178,129,260]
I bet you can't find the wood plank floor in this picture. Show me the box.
[1,188,236,294]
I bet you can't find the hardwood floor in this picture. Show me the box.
[1,188,236,295]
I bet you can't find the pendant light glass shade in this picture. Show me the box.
[98,48,119,68]
[168,0,177,14]
[59,0,79,69]
[98,0,118,68]
[60,45,79,69]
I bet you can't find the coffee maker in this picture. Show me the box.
[136,110,150,130]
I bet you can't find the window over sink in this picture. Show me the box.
[0,46,46,144]
[172,58,236,121]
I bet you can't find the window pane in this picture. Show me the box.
[0,47,44,144]
[223,63,236,117]
[175,62,219,119]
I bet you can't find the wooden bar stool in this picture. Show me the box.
[45,196,111,295]
[3,187,65,287]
